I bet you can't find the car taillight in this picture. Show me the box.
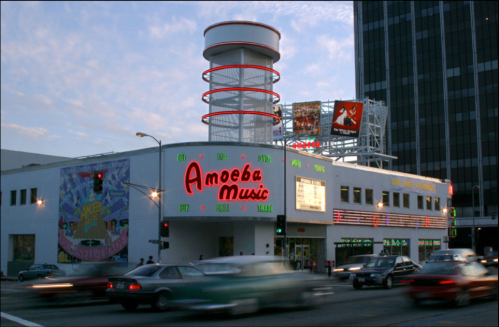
[129,283,141,290]
[401,279,414,283]
[107,283,113,289]
[438,280,455,285]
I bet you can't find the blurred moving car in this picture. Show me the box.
[18,264,66,282]
[30,263,130,301]
[425,249,476,265]
[176,256,333,315]
[349,255,422,289]
[333,255,378,279]
[107,264,207,311]
[405,261,498,307]
[480,251,498,268]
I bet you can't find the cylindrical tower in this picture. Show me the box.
[201,21,281,144]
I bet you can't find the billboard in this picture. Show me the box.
[295,176,326,212]
[330,101,364,137]
[58,159,130,263]
[293,101,321,136]
[273,104,283,140]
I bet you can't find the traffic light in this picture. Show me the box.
[161,241,169,249]
[93,171,104,194]
[447,207,456,218]
[276,215,286,235]
[160,220,169,237]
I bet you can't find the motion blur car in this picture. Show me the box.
[107,264,206,311]
[177,256,333,315]
[18,264,66,282]
[30,263,130,301]
[405,261,498,307]
[333,254,378,279]
[349,255,422,289]
[480,251,498,268]
[427,249,476,264]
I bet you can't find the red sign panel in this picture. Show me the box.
[330,101,364,138]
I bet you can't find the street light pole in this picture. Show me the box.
[472,185,480,253]
[137,132,163,263]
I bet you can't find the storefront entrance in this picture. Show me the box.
[294,245,309,270]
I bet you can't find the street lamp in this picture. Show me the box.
[136,132,163,263]
[472,185,480,253]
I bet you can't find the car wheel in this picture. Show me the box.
[18,275,24,282]
[383,275,393,289]
[151,292,170,312]
[353,283,363,290]
[122,302,139,311]
[454,289,470,307]
[229,298,259,316]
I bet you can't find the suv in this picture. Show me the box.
[18,264,66,282]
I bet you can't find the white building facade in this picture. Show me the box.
[1,142,451,276]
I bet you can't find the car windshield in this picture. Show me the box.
[197,263,242,275]
[429,254,460,262]
[365,257,396,268]
[487,251,498,257]
[346,256,373,264]
[420,262,462,275]
[126,265,162,277]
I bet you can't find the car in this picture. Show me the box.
[29,262,130,301]
[349,255,422,290]
[333,254,379,279]
[427,249,477,264]
[174,256,333,315]
[405,261,498,307]
[107,264,207,311]
[18,264,66,282]
[480,251,498,268]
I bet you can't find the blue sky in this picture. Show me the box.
[1,1,355,157]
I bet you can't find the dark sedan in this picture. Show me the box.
[405,261,498,307]
[480,251,498,268]
[349,255,422,289]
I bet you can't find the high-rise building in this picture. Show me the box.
[354,1,498,222]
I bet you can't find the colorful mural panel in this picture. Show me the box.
[58,159,130,263]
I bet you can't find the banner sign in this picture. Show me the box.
[330,101,364,137]
[296,176,326,212]
[390,176,437,195]
[58,159,130,263]
[273,104,283,140]
[293,101,321,136]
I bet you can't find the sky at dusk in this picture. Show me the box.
[1,1,355,158]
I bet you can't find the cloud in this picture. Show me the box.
[149,17,197,39]
[317,34,354,61]
[1,123,49,138]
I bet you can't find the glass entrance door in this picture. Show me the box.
[294,245,309,270]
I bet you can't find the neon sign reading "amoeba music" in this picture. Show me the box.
[184,161,270,201]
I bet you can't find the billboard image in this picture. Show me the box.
[58,159,130,263]
[330,101,364,137]
[293,101,321,136]
[273,104,283,140]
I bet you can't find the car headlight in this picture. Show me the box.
[349,267,361,271]
[494,259,498,262]
[333,268,344,272]
[370,273,382,277]
[480,260,487,263]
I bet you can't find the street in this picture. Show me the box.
[1,276,497,327]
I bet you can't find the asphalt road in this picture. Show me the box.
[1,277,497,327]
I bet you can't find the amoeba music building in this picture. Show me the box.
[1,142,451,276]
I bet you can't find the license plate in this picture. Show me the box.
[359,278,365,283]
[117,283,125,289]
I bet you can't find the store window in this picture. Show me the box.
[30,188,37,204]
[403,194,410,208]
[20,189,27,205]
[434,197,440,211]
[10,190,17,206]
[418,195,424,209]
[418,239,441,262]
[14,235,35,261]
[341,186,349,203]
[383,239,410,256]
[335,238,374,267]
[353,187,362,204]
[382,191,390,207]
[426,196,432,210]
[393,192,400,207]
[365,189,373,205]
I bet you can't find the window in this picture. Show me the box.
[353,187,362,204]
[20,189,27,205]
[434,197,440,211]
[10,190,17,206]
[30,188,37,204]
[177,266,204,279]
[383,191,390,207]
[403,194,410,208]
[393,192,400,207]
[365,189,373,205]
[14,234,35,261]
[159,267,182,279]
[426,196,432,210]
[341,186,349,203]
[418,239,441,262]
[383,239,410,256]
[418,195,424,209]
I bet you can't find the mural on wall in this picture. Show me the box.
[58,159,130,263]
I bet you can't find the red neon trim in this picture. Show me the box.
[242,206,246,210]
[201,111,281,126]
[292,143,296,149]
[204,21,281,39]
[373,216,379,227]
[201,206,205,210]
[448,184,453,195]
[200,155,203,158]
[425,216,430,227]
[202,65,280,83]
[282,158,285,161]
[185,161,203,195]
[306,164,310,167]
[242,155,245,159]
[202,87,280,104]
